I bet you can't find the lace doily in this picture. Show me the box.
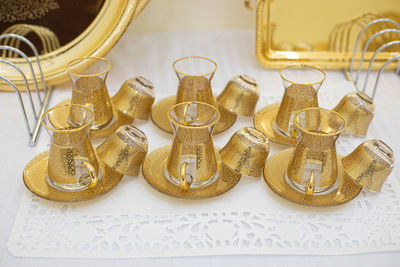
[7,81,400,258]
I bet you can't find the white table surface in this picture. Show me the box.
[1,30,400,267]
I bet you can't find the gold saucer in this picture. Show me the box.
[150,96,237,135]
[264,149,362,206]
[23,151,123,202]
[142,145,241,199]
[253,103,297,146]
[50,100,133,139]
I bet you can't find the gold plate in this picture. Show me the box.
[142,145,241,199]
[253,103,297,146]
[255,0,400,69]
[50,99,133,139]
[23,151,123,202]
[151,95,237,135]
[1,0,150,91]
[264,148,362,206]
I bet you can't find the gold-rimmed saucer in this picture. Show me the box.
[150,96,237,135]
[23,151,123,202]
[142,145,241,199]
[264,149,362,206]
[49,100,133,139]
[253,103,297,146]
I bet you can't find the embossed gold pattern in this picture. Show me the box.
[216,74,260,116]
[342,139,394,192]
[286,108,346,194]
[220,127,270,178]
[0,0,59,23]
[165,101,220,189]
[275,65,325,138]
[68,57,114,131]
[333,91,375,137]
[97,125,148,176]
[41,104,100,191]
[112,76,155,120]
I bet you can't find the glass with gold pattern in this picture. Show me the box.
[286,107,345,195]
[67,57,113,130]
[275,64,326,138]
[165,101,220,190]
[41,104,100,191]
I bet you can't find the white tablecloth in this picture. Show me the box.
[1,30,400,266]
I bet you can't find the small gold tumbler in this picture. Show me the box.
[341,139,394,192]
[67,57,114,130]
[112,76,155,120]
[97,125,148,176]
[216,74,260,116]
[219,127,269,177]
[286,107,346,195]
[333,91,375,137]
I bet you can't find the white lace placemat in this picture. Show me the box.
[7,79,400,258]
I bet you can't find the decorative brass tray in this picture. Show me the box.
[255,0,400,69]
[0,0,149,91]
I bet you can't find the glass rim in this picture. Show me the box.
[364,139,394,167]
[239,127,269,146]
[167,101,220,129]
[41,104,94,133]
[294,107,346,137]
[117,124,148,146]
[67,57,111,78]
[280,64,326,86]
[172,56,217,77]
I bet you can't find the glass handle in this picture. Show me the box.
[82,161,98,188]
[305,170,315,196]
[179,162,192,190]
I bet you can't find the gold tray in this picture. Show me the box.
[255,0,400,69]
[0,0,149,91]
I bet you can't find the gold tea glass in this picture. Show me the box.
[173,56,217,105]
[219,127,269,177]
[216,74,260,116]
[41,104,100,191]
[333,91,375,136]
[67,57,113,130]
[275,64,326,138]
[112,76,155,120]
[97,125,148,176]
[286,107,346,195]
[165,101,220,190]
[342,139,394,192]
